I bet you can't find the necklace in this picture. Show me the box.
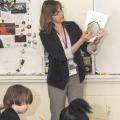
[62,27,67,48]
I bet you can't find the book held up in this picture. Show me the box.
[85,10,109,43]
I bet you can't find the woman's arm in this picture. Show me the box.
[88,28,105,53]
[71,30,92,54]
[71,28,105,54]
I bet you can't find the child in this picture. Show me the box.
[60,98,106,120]
[0,84,33,120]
[60,98,92,120]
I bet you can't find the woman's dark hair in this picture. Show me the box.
[3,84,33,108]
[60,98,92,120]
[40,0,62,33]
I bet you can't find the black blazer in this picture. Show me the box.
[40,21,90,90]
[0,108,20,120]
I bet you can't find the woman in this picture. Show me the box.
[39,1,104,120]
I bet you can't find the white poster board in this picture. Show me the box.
[94,0,120,74]
[0,0,44,75]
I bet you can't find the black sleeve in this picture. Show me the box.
[39,31,55,56]
[70,21,90,54]
[39,31,67,61]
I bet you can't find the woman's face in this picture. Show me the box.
[52,6,64,24]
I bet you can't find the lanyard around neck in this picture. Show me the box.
[62,28,67,48]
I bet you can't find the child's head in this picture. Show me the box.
[60,98,92,120]
[3,84,33,114]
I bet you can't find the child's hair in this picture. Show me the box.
[60,98,92,120]
[3,84,33,108]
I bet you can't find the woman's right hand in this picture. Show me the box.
[81,29,92,43]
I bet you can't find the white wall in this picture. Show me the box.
[59,0,93,29]
[94,0,120,74]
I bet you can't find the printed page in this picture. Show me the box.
[85,10,109,42]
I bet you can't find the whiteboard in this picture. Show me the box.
[94,0,120,74]
[0,0,44,75]
[0,0,94,75]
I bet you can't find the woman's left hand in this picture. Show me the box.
[96,29,105,40]
[92,29,105,45]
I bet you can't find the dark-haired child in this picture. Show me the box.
[60,98,105,120]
